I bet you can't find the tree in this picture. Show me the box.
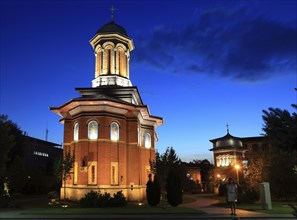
[167,168,182,206]
[146,174,161,206]
[261,106,297,199]
[245,151,267,191]
[262,107,297,152]
[0,115,23,179]
[146,174,154,206]
[151,147,185,206]
[191,159,214,192]
[152,176,161,206]
[0,115,28,194]
[54,148,74,202]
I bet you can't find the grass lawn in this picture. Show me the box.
[21,205,203,215]
[210,194,296,215]
[4,194,204,216]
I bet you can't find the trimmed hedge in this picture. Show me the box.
[80,190,127,208]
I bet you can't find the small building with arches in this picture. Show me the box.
[209,129,269,186]
[50,17,163,201]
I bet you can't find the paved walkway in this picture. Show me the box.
[180,194,295,219]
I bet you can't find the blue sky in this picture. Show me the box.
[1,0,296,162]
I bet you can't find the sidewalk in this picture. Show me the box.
[180,194,295,219]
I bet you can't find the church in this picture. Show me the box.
[209,127,269,185]
[50,15,163,201]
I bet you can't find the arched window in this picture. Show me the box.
[110,122,119,141]
[88,121,98,140]
[118,47,126,77]
[144,132,151,149]
[74,123,79,141]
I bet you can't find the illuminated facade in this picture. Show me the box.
[209,131,268,184]
[50,19,163,201]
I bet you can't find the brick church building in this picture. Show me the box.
[50,17,163,201]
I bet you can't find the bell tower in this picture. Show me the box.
[50,11,163,202]
[90,15,134,88]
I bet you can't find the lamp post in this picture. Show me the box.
[235,164,240,184]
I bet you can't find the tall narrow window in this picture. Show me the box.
[144,132,151,148]
[74,162,78,184]
[88,161,97,185]
[88,121,98,140]
[91,165,95,182]
[145,166,151,182]
[111,162,118,185]
[110,122,119,141]
[74,123,79,141]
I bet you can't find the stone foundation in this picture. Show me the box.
[60,185,146,202]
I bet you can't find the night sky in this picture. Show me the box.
[1,0,296,162]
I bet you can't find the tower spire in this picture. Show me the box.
[226,123,230,134]
[110,5,116,21]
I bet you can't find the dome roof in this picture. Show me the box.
[211,133,243,148]
[96,21,128,37]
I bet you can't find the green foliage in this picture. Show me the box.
[151,147,186,207]
[267,149,297,199]
[152,176,161,205]
[190,159,214,193]
[238,188,259,204]
[0,115,17,178]
[261,106,297,199]
[262,107,297,152]
[146,175,161,206]
[80,190,127,208]
[146,177,154,206]
[0,115,26,194]
[97,192,112,207]
[48,191,59,199]
[0,194,10,208]
[80,190,100,208]
[54,149,74,201]
[0,178,10,208]
[167,168,183,207]
[218,183,227,197]
[111,191,127,207]
[54,149,75,182]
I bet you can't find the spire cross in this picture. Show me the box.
[110,5,116,21]
[226,123,230,134]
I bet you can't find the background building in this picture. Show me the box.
[50,18,163,201]
[23,135,62,175]
[8,134,62,194]
[209,131,268,185]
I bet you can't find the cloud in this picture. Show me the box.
[133,7,297,82]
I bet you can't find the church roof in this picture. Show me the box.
[209,133,243,149]
[96,21,128,37]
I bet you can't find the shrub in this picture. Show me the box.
[238,189,259,204]
[80,190,100,208]
[80,190,127,208]
[48,191,59,200]
[97,192,112,207]
[152,176,161,206]
[218,183,227,197]
[111,191,127,207]
[0,194,10,208]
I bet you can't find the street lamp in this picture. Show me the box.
[234,164,240,184]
